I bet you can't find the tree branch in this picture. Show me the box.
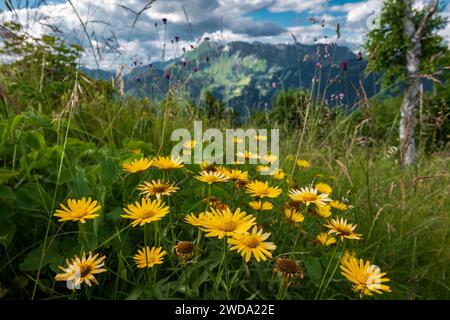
[415,0,439,38]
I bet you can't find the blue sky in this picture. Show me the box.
[1,0,449,69]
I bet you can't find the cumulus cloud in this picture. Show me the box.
[269,0,328,13]
[0,0,287,69]
[0,0,448,69]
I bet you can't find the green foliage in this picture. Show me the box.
[0,22,113,115]
[365,0,448,88]
[203,90,225,120]
[0,23,448,301]
[270,89,310,128]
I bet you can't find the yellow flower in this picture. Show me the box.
[315,232,337,246]
[262,153,278,163]
[340,256,391,297]
[315,182,332,194]
[255,135,267,141]
[152,156,184,170]
[330,200,349,211]
[237,151,260,160]
[228,226,276,262]
[122,199,170,227]
[288,187,331,207]
[341,250,356,265]
[199,161,218,172]
[224,169,249,182]
[54,197,101,224]
[55,252,106,289]
[256,165,271,174]
[249,200,273,211]
[233,136,243,144]
[185,207,256,239]
[284,207,304,224]
[296,159,311,168]
[315,204,332,218]
[324,217,362,241]
[184,211,210,227]
[245,180,282,199]
[138,180,179,200]
[194,170,229,184]
[122,157,153,173]
[271,169,286,180]
[134,246,166,269]
[183,140,198,149]
[130,149,142,155]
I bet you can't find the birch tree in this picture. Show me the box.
[366,0,447,166]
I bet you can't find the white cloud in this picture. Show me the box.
[269,0,328,13]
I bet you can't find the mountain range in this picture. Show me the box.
[83,41,379,116]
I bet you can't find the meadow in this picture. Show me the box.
[0,14,449,301]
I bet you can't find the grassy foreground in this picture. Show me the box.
[0,85,449,300]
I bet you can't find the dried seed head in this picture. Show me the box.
[273,258,304,281]
[175,241,195,260]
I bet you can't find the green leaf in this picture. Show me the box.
[0,186,15,202]
[9,114,25,141]
[0,215,15,246]
[68,170,91,197]
[22,131,46,151]
[19,244,62,272]
[99,155,118,186]
[16,182,52,211]
[0,168,18,185]
[304,257,322,286]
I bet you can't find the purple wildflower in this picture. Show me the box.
[316,62,322,69]
[357,51,363,61]
[162,18,167,24]
[340,61,348,72]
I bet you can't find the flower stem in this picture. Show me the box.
[276,277,288,300]
[315,241,340,300]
